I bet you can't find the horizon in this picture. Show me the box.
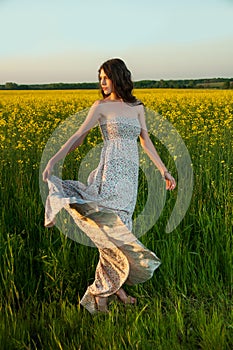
[2,76,233,87]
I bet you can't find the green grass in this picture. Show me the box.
[0,90,232,349]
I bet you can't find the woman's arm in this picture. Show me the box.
[42,101,101,181]
[138,105,176,190]
[139,129,168,176]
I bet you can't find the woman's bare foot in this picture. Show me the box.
[115,288,137,305]
[95,296,109,313]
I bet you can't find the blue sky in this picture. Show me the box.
[0,0,233,83]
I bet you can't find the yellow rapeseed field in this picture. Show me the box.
[1,89,232,168]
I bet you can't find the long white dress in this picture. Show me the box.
[44,101,161,314]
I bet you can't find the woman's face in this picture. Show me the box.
[99,69,113,95]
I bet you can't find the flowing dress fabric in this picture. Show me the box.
[44,102,161,314]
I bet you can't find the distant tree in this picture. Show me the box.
[187,80,195,88]
[5,82,18,90]
[18,84,29,90]
[223,81,230,89]
[159,79,169,88]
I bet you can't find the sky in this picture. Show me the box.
[0,0,233,84]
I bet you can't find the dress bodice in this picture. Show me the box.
[99,116,141,142]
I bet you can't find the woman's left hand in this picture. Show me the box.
[164,171,176,191]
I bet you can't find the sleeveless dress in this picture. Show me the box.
[44,101,161,314]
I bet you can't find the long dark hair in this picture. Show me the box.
[98,58,141,104]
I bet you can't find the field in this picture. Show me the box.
[0,89,232,349]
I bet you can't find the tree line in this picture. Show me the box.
[1,78,232,90]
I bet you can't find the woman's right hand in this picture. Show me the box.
[42,162,54,182]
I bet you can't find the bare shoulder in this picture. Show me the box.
[93,99,107,106]
[136,102,145,113]
[92,99,102,106]
[89,100,104,111]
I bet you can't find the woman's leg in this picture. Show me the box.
[115,287,137,304]
[80,246,130,314]
[95,296,109,312]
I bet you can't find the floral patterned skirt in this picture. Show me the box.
[44,175,161,314]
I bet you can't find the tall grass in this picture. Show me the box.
[0,89,232,349]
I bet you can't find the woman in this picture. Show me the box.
[42,58,176,314]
